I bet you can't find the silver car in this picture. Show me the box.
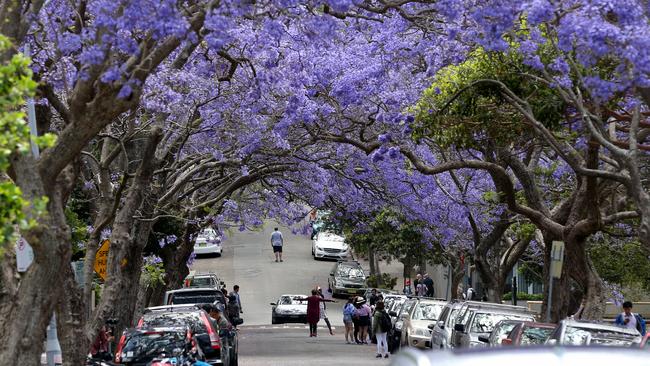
[547,319,642,346]
[389,347,650,366]
[452,302,534,348]
[401,299,447,349]
[430,301,463,349]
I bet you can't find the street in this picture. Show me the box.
[237,327,390,366]
[190,223,399,364]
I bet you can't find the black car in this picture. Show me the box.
[138,305,238,366]
[327,260,367,297]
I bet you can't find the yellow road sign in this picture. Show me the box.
[94,239,110,281]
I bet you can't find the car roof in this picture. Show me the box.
[391,346,650,366]
[166,287,221,293]
[561,319,641,334]
[415,299,448,306]
[145,304,203,313]
[278,294,308,298]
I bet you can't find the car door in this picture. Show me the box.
[432,306,450,348]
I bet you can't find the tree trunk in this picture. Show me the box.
[57,264,87,366]
[368,249,377,276]
[86,128,162,346]
[0,155,72,364]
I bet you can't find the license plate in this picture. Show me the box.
[347,289,357,293]
[198,243,207,247]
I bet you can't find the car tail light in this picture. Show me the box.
[136,317,144,328]
[200,312,221,350]
[114,332,127,362]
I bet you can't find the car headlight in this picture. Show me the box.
[316,246,323,251]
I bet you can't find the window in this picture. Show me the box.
[520,327,554,345]
[412,303,444,321]
[337,266,364,278]
[490,322,518,344]
[142,312,207,333]
[470,313,532,334]
[563,326,639,346]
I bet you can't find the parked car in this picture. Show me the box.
[430,301,464,350]
[501,322,555,346]
[312,232,349,260]
[327,260,367,297]
[270,294,308,324]
[401,298,447,349]
[114,327,197,365]
[364,288,400,304]
[546,319,642,347]
[390,346,650,366]
[184,271,226,290]
[478,319,526,347]
[135,305,234,366]
[163,287,227,307]
[390,297,418,353]
[452,302,535,348]
[193,228,222,256]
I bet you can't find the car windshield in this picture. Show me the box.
[491,322,519,343]
[564,326,640,346]
[412,303,444,321]
[142,312,207,333]
[470,313,532,334]
[337,266,364,278]
[520,326,554,345]
[390,298,406,313]
[188,277,215,287]
[121,331,186,362]
[279,296,307,305]
[169,290,225,305]
[319,233,344,242]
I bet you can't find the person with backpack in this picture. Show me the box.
[372,301,391,359]
[615,301,646,335]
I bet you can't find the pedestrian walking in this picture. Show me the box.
[270,227,284,262]
[414,273,422,290]
[227,294,241,325]
[355,297,372,344]
[369,288,379,306]
[352,298,361,343]
[233,285,243,313]
[309,209,318,240]
[416,281,427,297]
[423,273,434,297]
[343,297,356,344]
[403,279,412,295]
[372,301,390,359]
[615,301,647,335]
[318,287,335,335]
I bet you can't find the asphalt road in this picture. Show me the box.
[190,223,348,325]
[237,326,392,366]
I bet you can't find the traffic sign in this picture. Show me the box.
[550,241,565,279]
[94,239,110,280]
[16,237,34,272]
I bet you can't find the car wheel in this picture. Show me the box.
[271,316,278,324]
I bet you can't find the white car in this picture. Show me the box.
[270,294,308,324]
[312,232,349,260]
[193,228,222,256]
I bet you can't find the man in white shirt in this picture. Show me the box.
[615,301,646,335]
[270,227,284,262]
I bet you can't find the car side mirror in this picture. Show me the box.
[270,303,277,306]
[437,320,445,329]
[427,324,435,330]
[501,338,513,345]
[389,311,397,317]
[454,324,465,333]
[478,335,489,343]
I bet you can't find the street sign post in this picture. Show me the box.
[94,239,110,281]
[546,241,565,322]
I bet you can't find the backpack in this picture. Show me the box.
[379,310,392,332]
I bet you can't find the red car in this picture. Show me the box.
[502,322,555,346]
